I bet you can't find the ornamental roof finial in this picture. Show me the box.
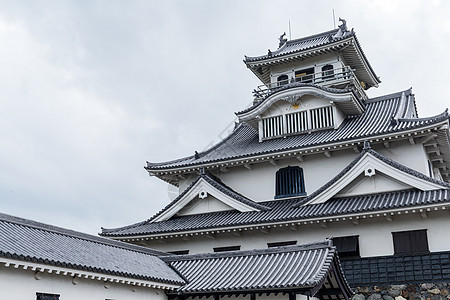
[338,18,347,31]
[278,32,287,48]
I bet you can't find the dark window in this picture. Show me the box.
[168,250,189,255]
[275,166,306,198]
[213,245,240,252]
[277,74,289,86]
[321,64,334,80]
[36,293,60,300]
[268,240,297,248]
[295,67,314,83]
[392,229,429,255]
[332,236,360,259]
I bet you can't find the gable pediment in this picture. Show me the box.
[151,174,267,223]
[305,148,449,205]
[237,85,364,130]
[336,172,415,197]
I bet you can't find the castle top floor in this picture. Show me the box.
[244,19,380,102]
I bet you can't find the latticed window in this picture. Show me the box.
[285,111,308,134]
[310,106,334,130]
[275,166,306,198]
[261,105,334,140]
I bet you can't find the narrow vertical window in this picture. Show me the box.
[277,74,289,86]
[321,64,334,80]
[275,166,306,198]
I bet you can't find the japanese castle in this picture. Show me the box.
[102,19,450,286]
[2,20,450,300]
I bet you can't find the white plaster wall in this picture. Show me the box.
[262,96,332,119]
[0,264,168,300]
[177,139,430,202]
[177,196,234,216]
[215,149,358,201]
[269,52,342,82]
[143,210,450,258]
[372,141,429,175]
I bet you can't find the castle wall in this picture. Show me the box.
[140,210,450,257]
[0,262,168,300]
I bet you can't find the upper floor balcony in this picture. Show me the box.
[252,66,367,103]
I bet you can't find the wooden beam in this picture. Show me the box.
[269,159,277,166]
[418,134,437,144]
[324,150,332,158]
[383,141,391,149]
[296,155,304,162]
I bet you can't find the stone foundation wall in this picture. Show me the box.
[352,283,450,300]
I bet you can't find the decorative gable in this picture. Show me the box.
[236,85,364,142]
[150,173,269,223]
[303,143,450,205]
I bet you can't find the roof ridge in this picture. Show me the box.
[365,88,412,103]
[398,109,449,123]
[161,240,333,262]
[0,212,168,257]
[244,28,344,62]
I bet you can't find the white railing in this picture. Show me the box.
[253,66,364,100]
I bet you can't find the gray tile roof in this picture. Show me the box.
[243,24,380,87]
[163,240,352,297]
[148,171,271,222]
[146,89,449,171]
[101,188,450,237]
[0,212,184,285]
[244,28,344,62]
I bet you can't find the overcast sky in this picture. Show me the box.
[0,0,449,235]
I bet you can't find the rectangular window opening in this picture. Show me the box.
[332,236,360,259]
[268,241,297,248]
[213,245,241,252]
[295,68,314,83]
[392,229,429,255]
[168,250,189,255]
[36,293,60,300]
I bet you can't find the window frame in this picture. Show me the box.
[36,293,60,300]
[332,235,360,259]
[267,240,297,248]
[275,166,306,199]
[392,229,429,255]
[213,245,241,252]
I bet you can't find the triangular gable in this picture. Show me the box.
[303,144,450,205]
[151,173,269,223]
